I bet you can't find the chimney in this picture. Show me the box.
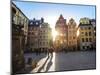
[41,17,44,23]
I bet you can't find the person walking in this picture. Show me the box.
[50,49,53,57]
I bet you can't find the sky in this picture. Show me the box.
[12,0,96,30]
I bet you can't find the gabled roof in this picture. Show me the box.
[56,14,67,25]
[59,14,64,19]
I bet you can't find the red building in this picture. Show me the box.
[55,14,68,52]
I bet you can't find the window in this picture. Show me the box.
[28,32,30,35]
[85,32,88,36]
[12,15,16,23]
[85,27,87,30]
[89,38,92,42]
[35,32,38,36]
[40,42,41,45]
[43,36,45,38]
[82,38,84,42]
[81,32,84,34]
[83,46,85,49]
[87,46,89,49]
[30,27,32,30]
[69,41,71,45]
[73,37,75,39]
[36,22,38,25]
[88,27,91,30]
[30,22,33,25]
[89,32,91,36]
[41,31,42,33]
[86,38,88,42]
[95,32,96,36]
[47,42,48,45]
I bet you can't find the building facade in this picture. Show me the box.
[12,2,29,73]
[67,18,77,51]
[38,23,53,52]
[90,19,96,49]
[78,17,94,50]
[27,18,44,52]
[12,3,29,45]
[55,14,68,52]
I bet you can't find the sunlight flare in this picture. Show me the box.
[52,28,58,41]
[77,29,80,37]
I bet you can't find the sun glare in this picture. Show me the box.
[52,28,58,41]
[77,29,80,37]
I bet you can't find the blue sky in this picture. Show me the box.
[12,0,96,29]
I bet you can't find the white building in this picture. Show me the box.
[38,23,52,52]
[27,18,44,52]
[90,19,96,49]
[68,18,77,51]
[78,17,94,50]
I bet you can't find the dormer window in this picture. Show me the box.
[36,22,38,25]
[30,22,33,25]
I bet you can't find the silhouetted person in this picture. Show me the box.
[47,50,49,58]
[27,57,32,65]
[50,49,53,57]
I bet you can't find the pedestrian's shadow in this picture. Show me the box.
[45,53,53,72]
[37,54,50,72]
